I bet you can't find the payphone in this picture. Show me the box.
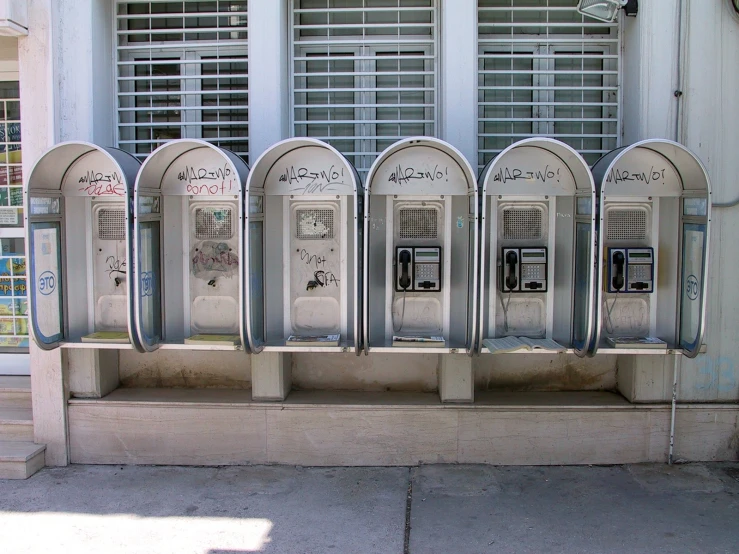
[363,137,478,353]
[132,139,249,352]
[477,138,596,356]
[590,139,711,357]
[606,247,653,294]
[26,142,141,350]
[500,247,548,293]
[243,138,362,353]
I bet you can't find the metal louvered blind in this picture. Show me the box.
[291,0,438,177]
[116,1,248,160]
[478,0,620,170]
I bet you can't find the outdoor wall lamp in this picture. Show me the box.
[577,0,638,22]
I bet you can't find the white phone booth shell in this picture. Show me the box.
[133,139,249,352]
[363,137,479,354]
[477,138,597,356]
[590,139,711,358]
[244,138,362,353]
[26,142,141,350]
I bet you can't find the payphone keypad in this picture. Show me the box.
[521,264,545,281]
[416,263,440,281]
[628,264,651,281]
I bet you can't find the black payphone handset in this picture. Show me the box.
[505,250,518,291]
[398,249,412,291]
[611,250,625,291]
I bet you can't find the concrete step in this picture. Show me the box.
[0,407,34,442]
[0,376,32,409]
[0,441,45,479]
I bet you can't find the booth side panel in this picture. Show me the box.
[449,195,471,348]
[656,196,680,342]
[345,196,356,345]
[161,196,186,342]
[367,196,387,347]
[264,196,285,341]
[65,198,90,340]
[552,196,575,345]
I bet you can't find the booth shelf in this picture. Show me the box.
[478,341,705,356]
[367,339,469,354]
[262,340,354,353]
[157,342,244,352]
[60,342,135,351]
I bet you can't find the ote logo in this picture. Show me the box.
[686,274,699,301]
[38,271,56,296]
[141,271,154,297]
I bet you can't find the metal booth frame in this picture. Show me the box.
[26,141,142,351]
[476,137,597,357]
[132,139,250,353]
[363,137,479,355]
[244,138,363,354]
[589,139,711,358]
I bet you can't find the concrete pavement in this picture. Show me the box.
[0,463,737,553]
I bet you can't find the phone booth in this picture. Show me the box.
[363,137,478,354]
[244,138,362,353]
[590,139,711,357]
[133,139,249,351]
[477,138,597,356]
[26,141,141,350]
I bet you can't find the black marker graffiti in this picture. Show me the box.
[312,270,340,288]
[388,165,448,185]
[492,165,561,184]
[105,256,126,279]
[300,249,327,269]
[299,249,340,288]
[78,171,125,196]
[280,165,347,194]
[177,164,234,195]
[606,166,667,185]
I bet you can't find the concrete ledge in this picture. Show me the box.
[67,389,739,466]
[0,441,46,479]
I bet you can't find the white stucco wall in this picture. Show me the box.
[677,0,739,401]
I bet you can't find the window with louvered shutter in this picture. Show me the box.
[116,1,248,160]
[291,0,439,177]
[478,0,620,170]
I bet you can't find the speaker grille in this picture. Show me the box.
[399,208,438,239]
[606,209,647,241]
[98,208,125,241]
[195,207,233,240]
[502,207,543,240]
[297,209,334,240]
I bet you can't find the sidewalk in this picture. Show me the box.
[0,463,737,553]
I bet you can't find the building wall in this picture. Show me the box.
[18,0,739,401]
[678,0,739,401]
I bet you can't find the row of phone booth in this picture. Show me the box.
[25,136,711,359]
